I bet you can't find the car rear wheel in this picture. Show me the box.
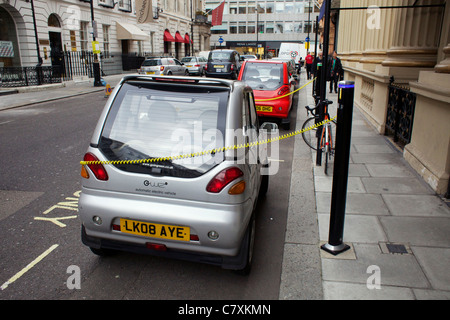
[234,214,255,275]
[184,70,189,76]
[89,247,117,256]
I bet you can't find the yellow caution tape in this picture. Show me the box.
[80,116,336,166]
[254,78,316,102]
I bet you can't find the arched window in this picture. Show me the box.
[48,14,61,28]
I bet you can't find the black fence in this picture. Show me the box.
[0,66,62,87]
[1,51,168,87]
[385,77,416,146]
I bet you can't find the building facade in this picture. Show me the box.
[205,0,320,57]
[0,0,211,74]
[335,0,450,196]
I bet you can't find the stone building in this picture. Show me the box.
[0,0,211,73]
[334,0,449,195]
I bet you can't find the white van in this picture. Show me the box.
[278,43,307,69]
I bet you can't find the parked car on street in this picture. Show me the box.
[271,57,297,77]
[238,60,297,129]
[241,54,257,60]
[180,56,207,76]
[79,74,271,274]
[139,57,189,76]
[205,49,243,80]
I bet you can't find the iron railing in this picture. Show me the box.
[385,77,416,146]
[0,66,62,87]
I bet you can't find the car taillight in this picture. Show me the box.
[231,65,234,71]
[82,153,108,181]
[160,66,165,71]
[206,167,244,193]
[194,64,200,67]
[278,85,290,96]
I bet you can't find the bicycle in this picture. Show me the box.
[301,99,337,175]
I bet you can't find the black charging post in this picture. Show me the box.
[321,81,354,255]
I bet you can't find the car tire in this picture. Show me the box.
[259,174,269,197]
[167,71,173,75]
[89,247,117,257]
[234,214,255,276]
[184,70,189,76]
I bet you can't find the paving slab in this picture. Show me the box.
[323,281,415,300]
[316,192,390,215]
[362,177,433,194]
[318,214,387,243]
[412,247,450,291]
[382,194,450,217]
[321,244,430,288]
[366,163,416,178]
[380,217,450,247]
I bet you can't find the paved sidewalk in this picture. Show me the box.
[280,72,450,300]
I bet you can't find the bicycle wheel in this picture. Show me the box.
[323,121,337,175]
[301,117,319,150]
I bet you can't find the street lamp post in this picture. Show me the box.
[90,0,102,87]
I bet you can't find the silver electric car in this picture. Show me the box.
[79,75,271,274]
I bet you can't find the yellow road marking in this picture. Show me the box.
[1,244,59,290]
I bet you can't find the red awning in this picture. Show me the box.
[175,32,185,43]
[184,33,192,44]
[164,30,175,42]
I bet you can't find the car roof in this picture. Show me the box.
[245,59,284,64]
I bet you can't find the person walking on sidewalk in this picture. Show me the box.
[305,51,314,80]
[328,51,342,93]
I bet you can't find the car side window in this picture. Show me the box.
[247,92,258,131]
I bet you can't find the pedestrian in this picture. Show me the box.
[297,57,303,74]
[305,51,314,80]
[312,51,323,78]
[328,51,342,93]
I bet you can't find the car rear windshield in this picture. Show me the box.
[181,57,196,63]
[98,81,229,178]
[142,59,161,66]
[241,62,284,90]
[209,51,232,61]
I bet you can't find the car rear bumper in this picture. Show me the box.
[255,98,291,119]
[79,187,252,259]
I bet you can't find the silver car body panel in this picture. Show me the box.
[79,75,263,265]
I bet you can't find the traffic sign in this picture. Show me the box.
[305,36,310,42]
[218,36,224,44]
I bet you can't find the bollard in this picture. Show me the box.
[321,80,354,255]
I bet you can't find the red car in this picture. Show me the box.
[238,60,297,129]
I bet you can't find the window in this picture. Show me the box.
[230,22,237,34]
[229,2,237,14]
[247,21,256,34]
[118,0,131,12]
[98,0,114,8]
[266,21,274,34]
[294,2,305,14]
[238,22,246,34]
[257,21,264,34]
[304,21,312,34]
[285,2,294,14]
[275,2,284,13]
[284,22,295,34]
[275,22,284,34]
[211,23,228,34]
[247,2,256,14]
[238,3,246,14]
[266,2,274,13]
[103,24,110,57]
[80,21,89,51]
[294,22,303,33]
